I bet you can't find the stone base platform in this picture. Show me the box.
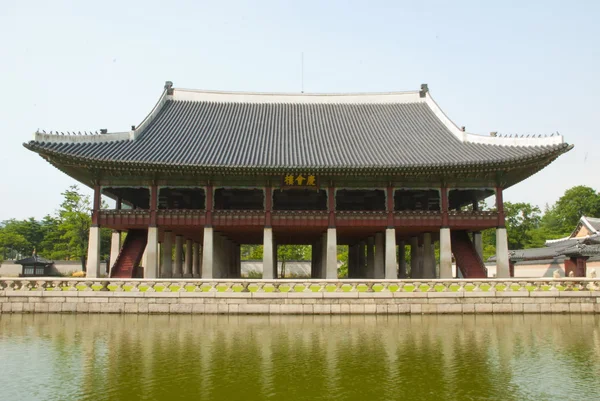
[1,278,599,314]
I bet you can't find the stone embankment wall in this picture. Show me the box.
[1,279,599,315]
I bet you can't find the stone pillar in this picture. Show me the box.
[192,242,200,277]
[384,229,397,279]
[184,239,193,277]
[439,228,452,278]
[326,228,337,279]
[358,241,366,278]
[263,228,274,279]
[86,226,101,278]
[473,231,483,261]
[202,227,213,278]
[109,230,121,273]
[409,237,419,278]
[311,241,319,278]
[397,240,407,278]
[374,232,385,279]
[421,233,435,278]
[273,239,278,278]
[145,226,159,278]
[366,236,375,278]
[173,235,183,277]
[495,227,509,278]
[161,231,173,278]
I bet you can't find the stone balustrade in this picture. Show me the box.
[2,278,599,315]
[1,278,600,293]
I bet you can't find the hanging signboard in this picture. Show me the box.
[281,174,318,188]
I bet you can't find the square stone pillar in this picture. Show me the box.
[161,231,173,278]
[184,239,193,277]
[86,226,101,278]
[263,228,274,279]
[202,227,214,278]
[326,228,338,279]
[358,241,366,278]
[439,228,452,278]
[192,242,200,277]
[173,235,183,277]
[473,231,483,260]
[410,237,419,278]
[496,227,509,278]
[366,236,375,278]
[397,240,407,278]
[374,232,385,279]
[311,240,320,278]
[322,240,327,279]
[109,230,121,274]
[145,227,159,279]
[422,233,435,278]
[384,228,397,279]
[347,244,356,278]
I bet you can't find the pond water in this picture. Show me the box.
[0,314,599,401]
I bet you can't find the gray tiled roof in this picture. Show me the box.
[25,87,571,174]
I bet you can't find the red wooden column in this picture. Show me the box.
[496,186,505,228]
[116,196,122,210]
[265,185,272,228]
[328,185,335,228]
[440,185,449,227]
[91,184,101,227]
[386,185,394,227]
[149,185,158,227]
[205,184,213,227]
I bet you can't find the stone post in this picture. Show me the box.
[439,228,452,278]
[366,236,375,278]
[145,227,159,278]
[173,235,183,277]
[192,242,200,277]
[473,231,483,260]
[86,226,101,278]
[495,228,509,278]
[202,227,213,278]
[263,228,274,279]
[358,241,366,278]
[326,228,337,279]
[374,232,385,279]
[397,240,407,278]
[184,239,193,277]
[422,233,435,278]
[109,230,121,274]
[385,228,397,279]
[161,231,173,278]
[410,236,419,278]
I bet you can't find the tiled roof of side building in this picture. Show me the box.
[24,82,572,174]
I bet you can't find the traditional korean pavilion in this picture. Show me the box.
[25,82,572,280]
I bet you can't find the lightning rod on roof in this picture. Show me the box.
[301,52,304,93]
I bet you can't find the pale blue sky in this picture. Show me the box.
[1,0,598,220]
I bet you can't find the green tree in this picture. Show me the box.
[57,186,92,270]
[504,202,542,249]
[544,186,600,235]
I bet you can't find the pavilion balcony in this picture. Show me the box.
[157,209,206,227]
[336,211,387,227]
[448,210,499,229]
[271,210,329,227]
[213,210,265,227]
[393,211,443,227]
[99,209,150,228]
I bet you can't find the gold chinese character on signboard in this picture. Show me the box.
[284,175,295,186]
[282,174,317,187]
